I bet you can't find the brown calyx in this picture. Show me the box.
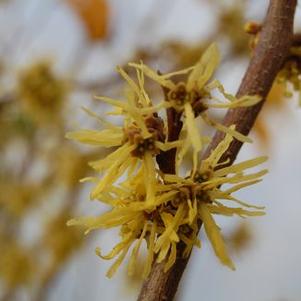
[124,114,165,158]
[167,82,208,115]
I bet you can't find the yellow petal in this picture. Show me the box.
[128,62,176,90]
[136,67,151,107]
[116,66,141,97]
[221,179,262,194]
[81,106,117,129]
[154,204,185,252]
[143,221,156,278]
[199,203,235,270]
[214,156,268,177]
[188,198,197,225]
[66,129,123,147]
[176,134,190,172]
[151,190,178,207]
[106,241,133,278]
[211,191,265,210]
[95,241,126,260]
[207,79,261,108]
[155,140,184,152]
[184,103,202,153]
[163,174,191,184]
[187,43,220,91]
[164,242,177,272]
[91,152,134,198]
[157,241,171,263]
[207,204,265,217]
[202,114,251,143]
[162,66,194,78]
[128,223,148,276]
[143,152,157,207]
[202,127,233,167]
[89,143,134,172]
[95,95,128,109]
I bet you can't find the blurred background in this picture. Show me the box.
[0,0,301,300]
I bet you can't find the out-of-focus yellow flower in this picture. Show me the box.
[55,144,96,188]
[0,240,35,289]
[228,221,253,253]
[253,52,301,146]
[122,255,144,295]
[160,41,207,70]
[17,61,67,123]
[0,181,39,217]
[0,101,36,146]
[244,20,262,51]
[244,21,262,36]
[254,81,286,148]
[218,4,249,55]
[43,211,84,264]
[277,56,301,105]
[265,81,286,108]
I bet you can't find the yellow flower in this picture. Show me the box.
[67,47,267,278]
[129,44,261,170]
[69,130,267,276]
[67,67,181,199]
[68,168,174,278]
[228,221,253,253]
[163,130,267,269]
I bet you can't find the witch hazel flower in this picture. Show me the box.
[129,44,261,169]
[67,43,267,279]
[67,66,181,200]
[68,130,267,277]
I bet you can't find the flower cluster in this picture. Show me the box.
[67,44,266,278]
[17,61,67,123]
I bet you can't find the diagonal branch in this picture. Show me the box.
[137,1,297,301]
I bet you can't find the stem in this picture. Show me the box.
[138,1,297,300]
[293,33,301,46]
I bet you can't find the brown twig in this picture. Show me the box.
[292,33,301,46]
[138,1,297,301]
[156,106,183,174]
